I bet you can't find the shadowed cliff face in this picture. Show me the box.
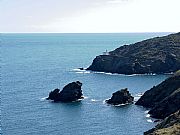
[136,71,180,134]
[144,110,180,135]
[87,32,180,74]
[136,71,180,119]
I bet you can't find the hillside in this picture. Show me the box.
[145,110,180,135]
[87,32,180,74]
[135,70,180,119]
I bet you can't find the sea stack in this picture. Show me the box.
[47,81,83,102]
[106,88,134,105]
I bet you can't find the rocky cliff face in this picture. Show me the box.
[47,81,83,102]
[135,71,180,134]
[144,110,180,135]
[135,71,180,119]
[87,32,180,74]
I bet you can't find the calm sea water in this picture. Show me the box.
[1,33,171,135]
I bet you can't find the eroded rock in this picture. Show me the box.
[47,81,83,102]
[106,88,134,105]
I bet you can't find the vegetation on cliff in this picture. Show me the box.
[144,110,180,135]
[88,32,180,74]
[135,71,180,134]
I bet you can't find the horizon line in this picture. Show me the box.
[0,32,175,34]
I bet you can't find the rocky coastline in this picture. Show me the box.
[47,32,180,134]
[144,110,180,135]
[87,32,180,75]
[136,70,180,134]
[136,71,180,119]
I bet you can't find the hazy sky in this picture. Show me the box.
[0,0,180,33]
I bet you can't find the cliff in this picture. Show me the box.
[87,32,180,74]
[144,110,180,135]
[135,71,180,119]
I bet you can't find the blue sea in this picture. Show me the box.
[1,33,171,135]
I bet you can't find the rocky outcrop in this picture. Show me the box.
[106,88,134,105]
[87,32,180,74]
[144,110,180,135]
[135,71,180,119]
[135,71,180,134]
[47,81,83,102]
[148,88,180,119]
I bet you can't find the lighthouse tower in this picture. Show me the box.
[103,50,109,55]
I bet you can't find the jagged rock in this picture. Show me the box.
[135,71,180,119]
[87,32,180,74]
[148,88,180,119]
[106,88,134,105]
[47,81,83,102]
[144,110,180,135]
[46,88,60,100]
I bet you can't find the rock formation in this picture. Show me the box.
[144,110,180,135]
[136,70,180,119]
[106,88,134,105]
[47,81,83,102]
[87,32,180,74]
[135,70,180,134]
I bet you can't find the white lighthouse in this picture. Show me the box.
[103,50,109,55]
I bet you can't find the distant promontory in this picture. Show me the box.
[87,32,180,74]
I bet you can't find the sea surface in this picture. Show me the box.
[1,33,171,135]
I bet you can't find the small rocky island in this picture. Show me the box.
[106,88,134,105]
[47,81,83,102]
[136,70,180,134]
[87,32,180,74]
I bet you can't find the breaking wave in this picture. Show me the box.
[134,93,143,101]
[71,69,161,76]
[40,97,48,101]
[147,119,153,123]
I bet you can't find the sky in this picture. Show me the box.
[0,0,180,33]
